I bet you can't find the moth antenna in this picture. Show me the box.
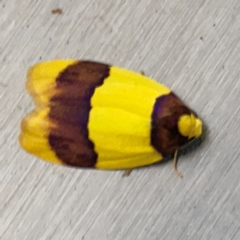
[173,151,183,178]
[122,169,133,177]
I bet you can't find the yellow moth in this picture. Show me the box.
[19,60,203,177]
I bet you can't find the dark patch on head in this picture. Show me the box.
[48,61,110,167]
[151,92,192,157]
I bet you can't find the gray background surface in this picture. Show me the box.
[0,1,240,240]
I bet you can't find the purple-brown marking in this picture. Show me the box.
[151,93,192,157]
[48,61,110,167]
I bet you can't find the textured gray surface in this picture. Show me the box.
[0,1,240,240]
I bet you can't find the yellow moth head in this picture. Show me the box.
[178,114,202,139]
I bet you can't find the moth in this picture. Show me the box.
[19,60,203,177]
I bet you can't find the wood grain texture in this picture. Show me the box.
[0,0,239,240]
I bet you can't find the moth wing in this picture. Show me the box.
[20,60,171,169]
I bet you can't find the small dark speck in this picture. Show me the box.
[26,24,29,28]
[194,206,196,209]
[82,236,84,240]
[66,40,69,45]
[222,64,224,69]
[49,37,52,41]
[200,36,203,41]
[3,4,5,8]
[39,56,42,60]
[213,23,216,27]
[52,8,63,15]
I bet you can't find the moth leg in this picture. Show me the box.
[122,169,133,177]
[173,151,183,178]
[140,71,145,76]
